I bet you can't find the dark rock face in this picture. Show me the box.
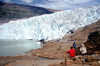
[88,31,99,39]
[0,1,54,24]
[76,31,100,55]
[86,34,100,54]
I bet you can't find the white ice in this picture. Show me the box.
[0,5,100,40]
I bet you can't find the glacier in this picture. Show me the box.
[0,5,100,40]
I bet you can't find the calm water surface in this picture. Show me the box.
[0,39,41,56]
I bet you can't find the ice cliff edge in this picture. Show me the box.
[0,5,100,40]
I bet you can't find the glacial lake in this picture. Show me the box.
[0,39,41,56]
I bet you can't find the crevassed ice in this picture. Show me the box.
[0,5,100,40]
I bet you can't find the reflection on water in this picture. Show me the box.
[0,39,41,56]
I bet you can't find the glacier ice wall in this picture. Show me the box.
[0,5,100,40]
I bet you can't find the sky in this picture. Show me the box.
[1,0,100,10]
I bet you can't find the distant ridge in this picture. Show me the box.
[46,8,62,12]
[0,1,60,25]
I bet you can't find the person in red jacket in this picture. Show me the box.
[67,47,76,58]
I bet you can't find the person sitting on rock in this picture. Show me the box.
[80,44,87,55]
[67,47,76,58]
[80,44,87,62]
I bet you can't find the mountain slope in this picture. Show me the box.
[0,1,55,24]
[74,20,100,55]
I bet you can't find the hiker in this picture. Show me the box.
[73,42,76,48]
[67,47,76,58]
[80,44,87,55]
[80,44,87,62]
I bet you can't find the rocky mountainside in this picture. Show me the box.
[75,21,100,55]
[0,1,60,24]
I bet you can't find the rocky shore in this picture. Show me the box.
[0,20,100,66]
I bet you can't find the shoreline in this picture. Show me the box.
[1,20,100,66]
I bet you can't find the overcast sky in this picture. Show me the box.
[1,0,100,10]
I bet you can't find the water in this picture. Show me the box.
[0,39,41,56]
